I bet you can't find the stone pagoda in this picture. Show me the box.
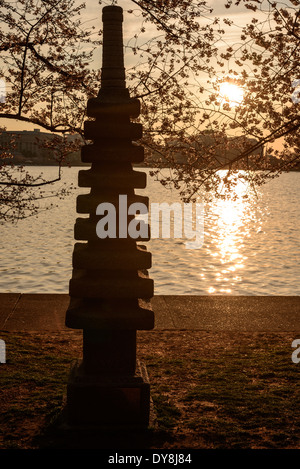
[65,4,154,428]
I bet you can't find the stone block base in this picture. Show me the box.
[66,359,151,428]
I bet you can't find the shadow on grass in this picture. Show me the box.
[33,410,176,450]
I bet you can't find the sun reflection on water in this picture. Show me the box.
[205,171,262,294]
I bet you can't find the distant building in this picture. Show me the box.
[0,129,60,164]
[147,133,264,169]
[0,129,83,165]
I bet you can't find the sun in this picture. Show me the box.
[219,82,244,106]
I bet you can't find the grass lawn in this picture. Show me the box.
[0,330,300,449]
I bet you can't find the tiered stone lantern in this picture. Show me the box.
[65,5,154,427]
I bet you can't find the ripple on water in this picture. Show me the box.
[0,168,299,295]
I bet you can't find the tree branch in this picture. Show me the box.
[130,0,180,40]
[0,113,82,135]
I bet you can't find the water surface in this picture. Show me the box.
[0,167,299,295]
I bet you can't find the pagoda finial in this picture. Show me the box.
[100,5,126,92]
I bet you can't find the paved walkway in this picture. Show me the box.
[0,293,300,331]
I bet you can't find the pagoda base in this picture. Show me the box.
[66,359,151,428]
